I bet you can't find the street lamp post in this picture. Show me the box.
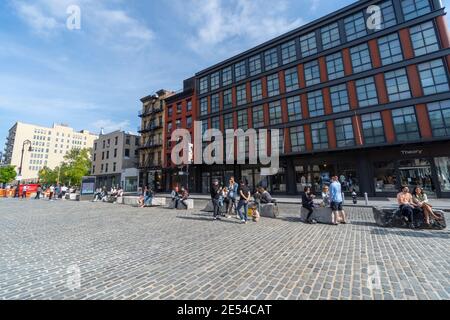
[18,140,32,179]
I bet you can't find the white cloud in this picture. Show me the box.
[91,119,132,134]
[180,0,303,55]
[310,0,320,12]
[10,0,154,50]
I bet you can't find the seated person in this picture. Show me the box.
[171,186,180,209]
[258,186,273,204]
[397,186,417,228]
[93,188,102,202]
[178,187,189,209]
[144,187,153,207]
[412,186,443,225]
[321,185,331,207]
[302,187,316,224]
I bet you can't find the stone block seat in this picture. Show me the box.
[259,203,279,219]
[373,207,447,230]
[300,206,333,224]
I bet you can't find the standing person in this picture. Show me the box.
[330,176,348,225]
[49,185,55,201]
[237,180,251,224]
[321,185,331,207]
[35,185,42,200]
[397,186,416,228]
[22,184,28,199]
[226,177,239,219]
[210,180,222,220]
[302,187,316,224]
[61,185,68,200]
[179,187,190,209]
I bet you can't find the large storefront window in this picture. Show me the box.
[398,159,435,194]
[435,157,450,192]
[124,177,137,193]
[269,167,286,193]
[202,172,210,193]
[337,164,359,192]
[373,161,397,193]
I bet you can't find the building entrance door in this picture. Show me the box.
[398,159,435,195]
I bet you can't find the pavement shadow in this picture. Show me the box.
[177,215,242,224]
[370,228,449,239]
[350,221,379,227]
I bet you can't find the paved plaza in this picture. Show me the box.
[0,199,449,300]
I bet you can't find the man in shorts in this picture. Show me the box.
[330,176,348,225]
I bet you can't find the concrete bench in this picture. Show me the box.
[123,196,140,206]
[373,207,447,230]
[259,203,279,219]
[168,198,194,210]
[300,207,333,224]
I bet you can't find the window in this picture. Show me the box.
[385,68,411,102]
[235,61,246,82]
[284,67,299,92]
[290,126,306,152]
[287,96,302,121]
[378,0,397,30]
[93,153,96,161]
[113,163,116,172]
[211,116,220,130]
[125,149,130,157]
[236,84,247,106]
[410,21,439,57]
[401,0,431,21]
[350,43,372,73]
[356,76,378,107]
[326,52,344,80]
[264,48,279,71]
[344,11,367,41]
[187,100,192,112]
[392,106,420,142]
[311,122,328,150]
[177,103,182,114]
[335,118,355,147]
[168,106,173,118]
[321,23,340,50]
[378,33,403,65]
[418,59,450,95]
[251,79,263,101]
[237,109,248,130]
[211,94,220,113]
[114,136,118,145]
[307,90,325,117]
[362,112,385,144]
[200,76,208,94]
[249,54,262,76]
[223,89,233,109]
[281,40,297,65]
[200,97,208,115]
[211,72,220,90]
[224,113,234,130]
[253,106,265,128]
[304,60,321,87]
[427,100,450,137]
[186,116,193,129]
[114,148,117,158]
[222,67,232,86]
[330,84,350,113]
[269,101,283,125]
[267,73,280,97]
[300,32,317,57]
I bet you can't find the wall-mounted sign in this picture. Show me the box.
[401,150,424,156]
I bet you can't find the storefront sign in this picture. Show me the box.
[400,150,423,156]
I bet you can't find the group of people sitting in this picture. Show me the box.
[170,186,190,209]
[210,177,275,224]
[93,186,123,203]
[302,176,348,225]
[397,186,444,228]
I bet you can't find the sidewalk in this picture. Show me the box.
[159,193,450,210]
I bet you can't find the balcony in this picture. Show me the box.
[138,124,163,134]
[139,141,163,150]
[138,107,163,118]
[139,159,162,169]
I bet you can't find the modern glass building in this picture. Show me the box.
[164,0,450,197]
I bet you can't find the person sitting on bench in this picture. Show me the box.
[144,186,154,207]
[397,186,417,228]
[302,187,316,224]
[171,186,180,209]
[178,187,190,209]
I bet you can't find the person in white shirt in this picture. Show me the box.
[49,185,55,201]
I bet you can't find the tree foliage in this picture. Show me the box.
[0,165,17,184]
[38,148,92,186]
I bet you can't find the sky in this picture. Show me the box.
[1,0,449,149]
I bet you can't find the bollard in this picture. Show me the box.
[342,192,345,204]
[364,193,369,206]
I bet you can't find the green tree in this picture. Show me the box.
[38,167,59,185]
[0,165,17,184]
[62,148,92,186]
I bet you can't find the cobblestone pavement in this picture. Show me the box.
[0,199,449,300]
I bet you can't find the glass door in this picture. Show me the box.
[398,159,435,195]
